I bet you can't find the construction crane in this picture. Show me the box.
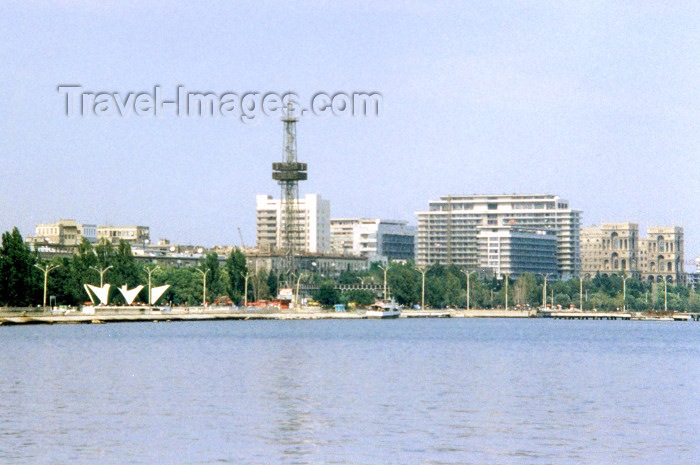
[238,227,246,249]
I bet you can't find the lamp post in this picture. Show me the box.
[504,273,510,310]
[460,269,473,311]
[34,263,60,309]
[378,263,390,300]
[621,274,629,312]
[90,265,113,287]
[196,268,209,307]
[241,271,254,306]
[295,272,307,309]
[542,273,552,310]
[145,265,160,307]
[579,274,584,311]
[664,276,669,313]
[418,267,428,310]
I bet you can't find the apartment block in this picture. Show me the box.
[330,218,416,262]
[97,225,150,245]
[416,194,581,278]
[256,193,331,254]
[34,219,97,246]
[477,226,558,278]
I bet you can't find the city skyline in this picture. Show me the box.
[3,2,699,259]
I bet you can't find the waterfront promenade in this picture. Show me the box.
[1,306,698,325]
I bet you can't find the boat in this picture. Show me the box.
[366,299,401,319]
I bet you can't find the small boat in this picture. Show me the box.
[366,299,401,319]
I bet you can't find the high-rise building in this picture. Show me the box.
[477,226,558,278]
[330,218,416,262]
[581,223,684,283]
[416,194,581,278]
[256,194,330,254]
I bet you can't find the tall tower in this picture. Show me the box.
[272,102,307,274]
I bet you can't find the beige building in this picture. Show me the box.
[34,219,97,246]
[97,225,150,245]
[581,223,684,283]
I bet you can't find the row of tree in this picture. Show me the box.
[1,227,699,311]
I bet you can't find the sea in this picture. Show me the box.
[1,319,698,464]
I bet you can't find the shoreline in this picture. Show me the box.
[0,308,697,325]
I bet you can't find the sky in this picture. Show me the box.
[2,0,699,264]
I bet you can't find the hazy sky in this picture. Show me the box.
[2,1,699,264]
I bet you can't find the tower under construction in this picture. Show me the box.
[272,102,307,274]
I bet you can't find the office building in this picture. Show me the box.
[97,225,150,245]
[33,219,97,246]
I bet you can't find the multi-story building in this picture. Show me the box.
[97,225,150,245]
[477,226,558,278]
[416,194,581,278]
[580,223,684,283]
[330,218,416,262]
[255,193,331,254]
[33,219,97,246]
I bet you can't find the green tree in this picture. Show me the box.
[267,270,279,299]
[226,248,247,304]
[0,228,41,307]
[346,289,376,307]
[314,282,340,307]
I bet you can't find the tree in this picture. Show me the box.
[314,282,340,307]
[226,248,247,304]
[0,228,41,307]
[346,289,376,306]
[267,271,279,299]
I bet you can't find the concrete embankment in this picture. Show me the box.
[0,307,537,325]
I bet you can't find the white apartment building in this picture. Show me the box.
[330,218,416,262]
[256,193,331,254]
[477,226,558,278]
[416,194,581,278]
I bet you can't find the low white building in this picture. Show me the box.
[331,218,416,262]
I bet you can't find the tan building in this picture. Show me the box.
[97,225,150,245]
[33,219,97,246]
[581,223,683,283]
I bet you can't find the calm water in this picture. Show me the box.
[1,319,698,464]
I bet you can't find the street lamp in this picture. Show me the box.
[378,262,391,300]
[460,268,474,311]
[418,266,428,310]
[90,265,113,287]
[579,274,584,311]
[504,273,510,310]
[196,268,209,307]
[241,270,254,306]
[34,263,60,309]
[541,273,552,310]
[295,272,307,309]
[144,265,160,307]
[621,274,629,312]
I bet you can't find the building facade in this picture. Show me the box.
[33,219,97,246]
[580,223,684,283]
[97,225,150,245]
[330,218,416,262]
[255,194,331,254]
[416,194,581,278]
[477,226,558,278]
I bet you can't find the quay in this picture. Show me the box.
[1,307,698,325]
